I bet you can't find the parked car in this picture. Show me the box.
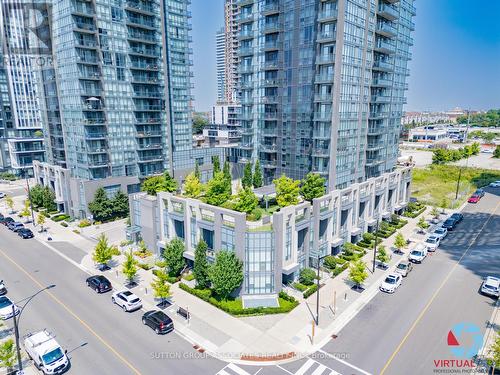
[86,275,112,293]
[24,329,70,374]
[111,290,142,312]
[488,180,500,188]
[474,189,485,198]
[18,228,34,239]
[395,261,413,277]
[442,218,457,231]
[450,213,464,223]
[142,310,174,334]
[380,273,402,293]
[468,195,480,204]
[1,217,14,226]
[0,295,20,320]
[480,276,499,298]
[8,222,24,232]
[408,244,427,263]
[0,192,5,199]
[424,235,441,252]
[433,227,448,240]
[0,280,6,295]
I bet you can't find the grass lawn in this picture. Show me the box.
[412,165,500,208]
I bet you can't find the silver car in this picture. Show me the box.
[395,261,413,277]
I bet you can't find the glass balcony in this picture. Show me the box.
[367,124,387,134]
[317,31,336,42]
[262,2,279,15]
[239,29,253,39]
[377,3,398,20]
[372,77,392,87]
[371,94,391,103]
[374,38,396,54]
[263,22,280,33]
[239,11,253,23]
[129,61,159,70]
[127,15,156,29]
[376,22,397,38]
[72,3,94,16]
[136,130,163,138]
[239,46,254,56]
[318,8,338,22]
[314,112,332,121]
[316,53,335,64]
[85,132,107,140]
[262,160,277,168]
[314,93,332,102]
[125,0,155,14]
[128,31,156,43]
[373,59,394,71]
[74,21,95,32]
[263,39,280,50]
[312,147,329,157]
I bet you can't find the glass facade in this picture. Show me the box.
[245,231,275,295]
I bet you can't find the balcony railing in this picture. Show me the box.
[378,3,398,20]
[318,8,338,21]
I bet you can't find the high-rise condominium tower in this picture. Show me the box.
[216,27,226,102]
[223,0,240,103]
[236,0,415,189]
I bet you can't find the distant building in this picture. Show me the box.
[211,103,241,126]
[409,126,448,142]
[223,0,239,103]
[216,28,226,102]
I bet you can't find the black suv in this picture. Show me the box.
[86,275,112,293]
[442,218,457,230]
[450,213,464,223]
[1,217,14,226]
[18,228,34,239]
[142,310,174,334]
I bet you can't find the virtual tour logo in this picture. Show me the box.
[433,322,485,373]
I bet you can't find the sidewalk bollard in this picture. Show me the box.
[344,292,347,301]
[333,291,336,314]
[311,320,315,345]
[145,287,147,295]
[116,270,118,277]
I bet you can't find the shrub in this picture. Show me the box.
[72,229,80,234]
[303,284,318,299]
[52,214,70,222]
[110,245,121,256]
[278,291,297,303]
[182,273,195,281]
[120,240,133,247]
[299,268,316,286]
[138,263,152,271]
[60,222,68,227]
[323,255,337,270]
[78,219,91,228]
[332,263,349,278]
[155,260,167,268]
[292,282,308,292]
[335,258,347,265]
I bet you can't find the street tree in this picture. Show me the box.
[299,268,316,286]
[487,331,500,373]
[163,238,185,277]
[183,172,203,198]
[253,159,263,188]
[193,239,210,288]
[208,250,244,300]
[300,173,326,202]
[233,188,258,214]
[348,259,368,290]
[417,217,429,233]
[150,269,171,306]
[88,187,113,222]
[440,197,448,213]
[19,199,31,222]
[394,232,407,253]
[92,234,113,268]
[0,338,16,372]
[212,155,220,174]
[205,171,231,206]
[122,251,138,285]
[273,174,300,207]
[376,245,390,268]
[37,213,46,232]
[242,163,253,188]
[5,195,14,213]
[430,206,440,219]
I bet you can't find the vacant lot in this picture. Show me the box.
[411,165,500,208]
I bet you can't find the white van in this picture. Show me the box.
[24,330,69,374]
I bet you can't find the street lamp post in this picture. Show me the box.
[455,110,471,200]
[372,218,380,273]
[12,285,55,373]
[315,253,327,326]
[22,168,35,226]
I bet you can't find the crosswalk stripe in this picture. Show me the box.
[227,363,252,375]
[217,370,231,375]
[329,370,342,375]
[311,364,327,375]
[295,358,316,375]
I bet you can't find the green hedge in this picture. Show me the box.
[292,282,308,292]
[52,214,70,222]
[179,283,298,316]
[332,263,349,278]
[403,206,426,218]
[59,222,68,227]
[303,284,318,299]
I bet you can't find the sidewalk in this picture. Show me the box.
[1,195,462,366]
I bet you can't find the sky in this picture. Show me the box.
[191,0,500,112]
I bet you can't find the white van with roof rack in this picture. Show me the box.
[24,329,69,374]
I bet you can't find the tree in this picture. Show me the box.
[212,155,220,174]
[300,173,326,202]
[440,197,448,213]
[42,186,56,211]
[430,206,440,219]
[323,255,337,270]
[92,234,113,267]
[194,161,201,180]
[205,171,231,206]
[348,259,368,289]
[299,268,316,286]
[192,114,208,134]
[37,213,46,232]
[469,142,480,155]
[208,250,244,300]
[19,199,31,222]
[163,171,178,192]
[122,250,138,285]
[183,172,204,198]
[112,190,129,219]
[242,163,253,188]
[223,160,232,195]
[193,240,210,289]
[233,188,258,214]
[0,338,16,372]
[163,237,185,277]
[274,174,300,207]
[88,187,113,222]
[376,245,390,268]
[5,195,14,213]
[253,159,263,188]
[394,232,407,253]
[29,184,44,207]
[493,145,500,159]
[150,269,171,306]
[487,331,500,372]
[141,172,177,195]
[417,217,429,233]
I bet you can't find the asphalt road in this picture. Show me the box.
[0,225,225,375]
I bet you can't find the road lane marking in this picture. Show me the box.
[0,247,142,375]
[227,362,252,375]
[379,200,500,375]
[317,350,372,375]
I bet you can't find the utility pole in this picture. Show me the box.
[372,218,379,273]
[12,305,22,373]
[23,168,35,226]
[455,110,470,200]
[315,253,326,325]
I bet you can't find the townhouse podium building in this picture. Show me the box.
[129,166,411,304]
